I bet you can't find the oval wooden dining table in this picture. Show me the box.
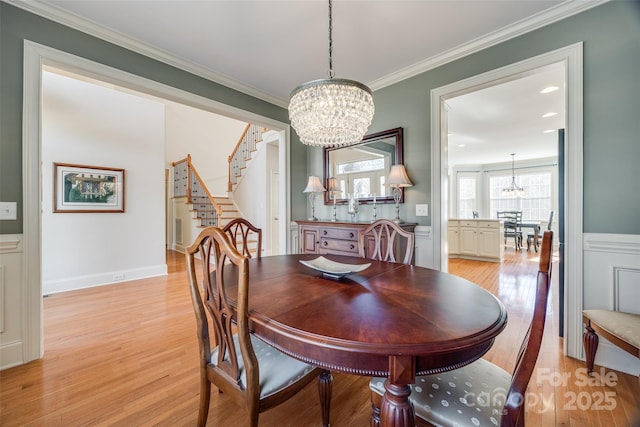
[219,254,508,427]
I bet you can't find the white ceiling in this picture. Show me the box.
[25,0,583,164]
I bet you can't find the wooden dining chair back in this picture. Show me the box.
[359,219,414,265]
[186,227,331,427]
[222,218,262,258]
[369,230,554,427]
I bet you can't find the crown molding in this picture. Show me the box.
[6,0,608,104]
[368,0,608,91]
[4,0,288,108]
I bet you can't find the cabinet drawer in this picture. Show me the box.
[477,221,499,229]
[459,221,476,228]
[320,238,358,254]
[320,227,358,241]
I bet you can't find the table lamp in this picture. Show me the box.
[303,176,326,221]
[386,164,413,223]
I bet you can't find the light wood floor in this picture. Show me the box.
[1,248,638,426]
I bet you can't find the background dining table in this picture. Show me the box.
[218,253,508,427]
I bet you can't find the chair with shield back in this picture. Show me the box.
[358,219,415,265]
[369,230,554,427]
[223,217,262,258]
[186,227,332,426]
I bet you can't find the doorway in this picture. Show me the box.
[431,43,584,359]
[22,41,292,363]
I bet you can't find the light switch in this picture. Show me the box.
[416,204,429,217]
[0,202,17,220]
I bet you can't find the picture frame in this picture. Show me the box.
[54,163,125,213]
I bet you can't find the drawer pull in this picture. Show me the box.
[350,244,355,250]
[349,232,354,238]
[323,241,328,246]
[323,230,328,235]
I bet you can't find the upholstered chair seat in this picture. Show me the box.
[370,359,511,426]
[212,334,316,400]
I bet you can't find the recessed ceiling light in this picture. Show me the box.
[540,86,559,94]
[542,112,557,118]
[543,129,555,133]
[458,144,466,148]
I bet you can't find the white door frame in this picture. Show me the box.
[430,43,584,359]
[22,40,292,362]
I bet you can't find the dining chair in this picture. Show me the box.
[527,210,553,252]
[497,210,523,251]
[369,230,554,427]
[358,219,415,265]
[186,227,332,427]
[222,217,262,258]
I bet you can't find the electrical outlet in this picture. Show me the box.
[0,202,17,220]
[113,273,125,281]
[416,204,429,216]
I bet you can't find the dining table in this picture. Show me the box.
[518,220,542,251]
[220,253,508,427]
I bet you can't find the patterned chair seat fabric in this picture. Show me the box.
[370,359,512,427]
[212,334,315,400]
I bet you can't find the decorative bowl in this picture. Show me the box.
[299,256,371,279]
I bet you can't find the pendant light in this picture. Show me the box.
[288,0,375,147]
[502,153,525,197]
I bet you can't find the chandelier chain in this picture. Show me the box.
[328,0,334,78]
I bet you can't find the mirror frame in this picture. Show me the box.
[323,127,404,205]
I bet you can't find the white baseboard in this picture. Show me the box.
[42,264,168,295]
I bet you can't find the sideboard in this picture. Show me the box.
[295,220,417,263]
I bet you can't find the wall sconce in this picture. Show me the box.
[386,164,413,223]
[303,176,326,221]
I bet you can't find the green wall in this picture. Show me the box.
[364,0,640,234]
[0,2,308,234]
[2,1,640,235]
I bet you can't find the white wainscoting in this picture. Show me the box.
[0,235,24,370]
[583,233,640,376]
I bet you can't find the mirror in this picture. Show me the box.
[323,127,404,204]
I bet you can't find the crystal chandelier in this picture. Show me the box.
[502,153,525,197]
[288,0,374,147]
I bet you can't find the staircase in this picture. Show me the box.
[172,123,265,233]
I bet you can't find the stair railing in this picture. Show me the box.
[227,123,265,191]
[172,154,223,225]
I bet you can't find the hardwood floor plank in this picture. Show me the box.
[1,249,638,426]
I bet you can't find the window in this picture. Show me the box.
[457,176,477,219]
[489,172,552,221]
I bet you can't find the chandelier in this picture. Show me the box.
[288,0,374,147]
[502,153,525,197]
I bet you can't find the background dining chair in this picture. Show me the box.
[186,227,331,427]
[358,219,415,265]
[369,230,554,427]
[222,217,262,258]
[497,210,523,251]
[527,210,553,252]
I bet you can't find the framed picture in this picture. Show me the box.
[54,163,125,213]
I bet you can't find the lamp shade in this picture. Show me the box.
[386,165,413,187]
[303,176,327,193]
[327,177,341,192]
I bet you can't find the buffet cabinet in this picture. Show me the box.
[295,220,417,263]
[448,219,503,262]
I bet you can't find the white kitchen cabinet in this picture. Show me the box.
[448,219,502,262]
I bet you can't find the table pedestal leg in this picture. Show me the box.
[379,381,415,427]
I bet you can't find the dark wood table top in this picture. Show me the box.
[229,254,508,376]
